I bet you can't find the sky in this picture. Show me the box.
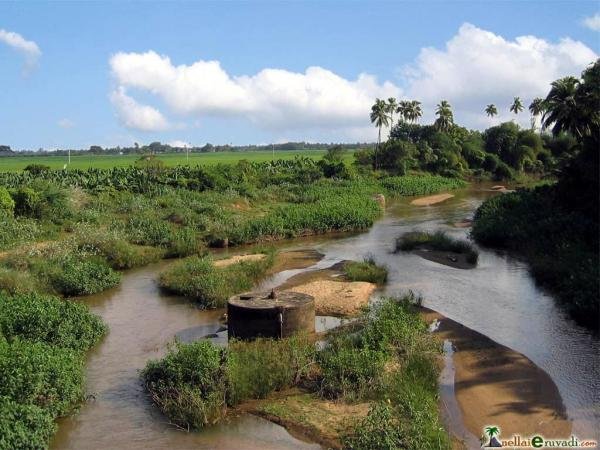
[0,1,599,150]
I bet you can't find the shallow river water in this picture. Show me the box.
[51,185,599,449]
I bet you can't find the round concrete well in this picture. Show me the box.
[227,291,315,340]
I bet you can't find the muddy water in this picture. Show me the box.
[53,184,599,448]
[50,262,321,450]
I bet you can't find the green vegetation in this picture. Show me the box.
[0,292,105,449]
[142,296,447,449]
[344,257,388,284]
[473,60,599,329]
[159,251,275,308]
[396,230,479,265]
[380,175,466,196]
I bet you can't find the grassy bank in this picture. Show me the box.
[142,295,448,449]
[158,251,275,308]
[0,292,105,449]
[472,186,599,328]
[343,257,388,284]
[396,230,479,265]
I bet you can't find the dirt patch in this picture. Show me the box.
[413,249,476,270]
[269,249,324,274]
[213,253,266,268]
[239,389,370,449]
[420,308,571,440]
[411,193,454,206]
[452,219,473,228]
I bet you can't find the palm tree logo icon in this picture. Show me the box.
[483,426,502,447]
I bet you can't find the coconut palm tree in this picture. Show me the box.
[396,100,410,123]
[370,98,390,168]
[485,104,498,119]
[541,76,591,137]
[387,97,398,130]
[529,97,545,131]
[510,97,524,116]
[406,100,423,123]
[434,100,453,131]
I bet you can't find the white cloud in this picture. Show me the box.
[168,140,191,148]
[109,51,399,133]
[109,86,170,131]
[403,23,597,129]
[0,29,41,72]
[108,23,597,138]
[582,13,600,31]
[57,118,74,129]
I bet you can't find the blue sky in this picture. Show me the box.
[1,1,598,150]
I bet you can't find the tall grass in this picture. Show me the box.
[158,251,275,308]
[380,175,466,196]
[396,230,479,265]
[344,257,388,284]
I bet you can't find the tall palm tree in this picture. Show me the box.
[485,104,498,119]
[370,98,390,169]
[434,100,453,131]
[387,97,398,130]
[396,100,410,123]
[541,76,589,137]
[529,97,545,131]
[406,100,423,123]
[510,97,524,116]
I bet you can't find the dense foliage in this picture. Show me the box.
[0,292,105,449]
[473,60,599,329]
[141,296,448,449]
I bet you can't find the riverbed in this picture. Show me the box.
[51,184,600,449]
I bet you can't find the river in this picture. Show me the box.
[51,184,599,449]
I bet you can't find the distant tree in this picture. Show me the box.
[485,104,498,118]
[406,100,423,123]
[529,97,545,131]
[510,97,524,116]
[387,97,398,130]
[434,100,454,131]
[370,98,390,168]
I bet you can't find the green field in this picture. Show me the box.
[0,150,358,171]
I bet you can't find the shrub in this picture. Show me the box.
[344,257,388,284]
[142,340,227,429]
[227,335,316,404]
[0,339,84,417]
[0,400,56,450]
[395,230,479,265]
[0,186,15,217]
[47,257,121,296]
[380,175,465,196]
[0,267,40,295]
[342,402,405,450]
[0,292,106,351]
[79,234,163,270]
[24,164,51,175]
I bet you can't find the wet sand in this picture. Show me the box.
[413,249,476,270]
[420,308,572,440]
[411,193,455,206]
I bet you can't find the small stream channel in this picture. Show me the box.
[52,184,599,449]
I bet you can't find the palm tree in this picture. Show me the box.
[370,98,390,168]
[485,104,498,119]
[406,100,423,123]
[529,97,545,131]
[434,100,453,131]
[484,426,500,445]
[387,97,398,130]
[510,97,524,116]
[396,100,410,123]
[541,76,590,137]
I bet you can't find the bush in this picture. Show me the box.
[227,335,316,404]
[142,340,227,429]
[47,257,121,296]
[380,175,465,196]
[0,186,15,217]
[344,257,388,284]
[0,292,106,351]
[79,234,163,270]
[24,164,51,175]
[0,339,84,417]
[395,230,479,265]
[0,267,40,295]
[0,400,56,450]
